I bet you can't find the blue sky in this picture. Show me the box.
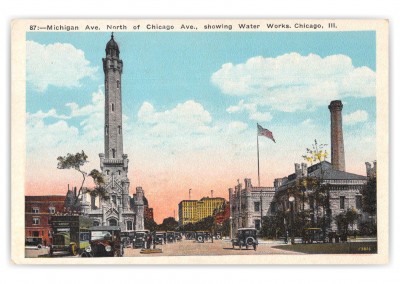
[25,31,377,220]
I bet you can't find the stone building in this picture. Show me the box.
[81,34,144,232]
[229,100,375,235]
[229,180,276,234]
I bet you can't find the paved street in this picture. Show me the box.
[123,239,304,257]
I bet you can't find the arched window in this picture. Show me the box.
[111,103,114,112]
[117,80,120,89]
[106,170,110,175]
[118,170,121,175]
[108,219,117,226]
[105,125,108,135]
[126,221,133,231]
[93,220,100,226]
[112,149,116,158]
[118,125,121,134]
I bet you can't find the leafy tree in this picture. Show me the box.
[159,217,179,231]
[362,177,377,216]
[335,208,359,233]
[88,169,107,200]
[57,151,89,209]
[302,139,331,235]
[144,218,158,232]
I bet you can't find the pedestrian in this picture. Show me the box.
[44,239,47,248]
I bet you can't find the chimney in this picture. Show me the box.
[295,163,301,176]
[329,100,346,171]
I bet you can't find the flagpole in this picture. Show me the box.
[257,124,260,187]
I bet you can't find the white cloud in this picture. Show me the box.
[343,110,368,125]
[226,100,272,122]
[227,121,248,133]
[212,53,375,112]
[26,40,97,92]
[27,108,70,124]
[138,100,213,136]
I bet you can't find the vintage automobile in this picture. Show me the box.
[231,228,258,250]
[301,228,328,244]
[214,232,222,240]
[166,231,176,243]
[195,231,213,243]
[132,230,149,248]
[81,226,123,257]
[154,232,166,245]
[185,231,196,240]
[174,232,183,241]
[25,237,43,249]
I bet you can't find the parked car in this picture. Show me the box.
[82,226,123,257]
[154,232,166,245]
[195,231,213,243]
[132,230,149,248]
[301,228,328,244]
[166,231,176,243]
[25,237,43,249]
[185,231,196,240]
[231,228,258,250]
[174,232,183,241]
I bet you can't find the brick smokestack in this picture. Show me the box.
[329,100,345,171]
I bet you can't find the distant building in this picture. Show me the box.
[229,180,275,232]
[229,100,375,235]
[178,197,226,226]
[25,196,65,245]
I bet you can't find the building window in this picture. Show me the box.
[106,170,110,175]
[255,219,261,230]
[93,221,100,226]
[126,221,133,231]
[33,217,40,225]
[112,195,117,204]
[118,170,121,175]
[340,196,345,209]
[49,207,55,214]
[117,80,120,89]
[32,207,39,213]
[111,103,114,112]
[118,125,121,134]
[254,202,260,212]
[112,149,116,158]
[105,125,108,135]
[109,219,117,226]
[356,195,362,209]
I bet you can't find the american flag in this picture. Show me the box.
[257,123,276,143]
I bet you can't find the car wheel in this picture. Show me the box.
[216,235,221,240]
[197,236,203,243]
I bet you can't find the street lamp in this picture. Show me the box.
[289,196,295,245]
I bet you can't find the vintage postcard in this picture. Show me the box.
[11,19,388,264]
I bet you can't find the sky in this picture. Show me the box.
[25,31,376,223]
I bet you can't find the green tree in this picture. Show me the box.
[159,217,179,231]
[335,208,359,233]
[88,169,107,201]
[144,218,158,232]
[57,151,89,209]
[302,139,331,236]
[362,177,377,216]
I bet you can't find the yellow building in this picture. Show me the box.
[178,197,226,226]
